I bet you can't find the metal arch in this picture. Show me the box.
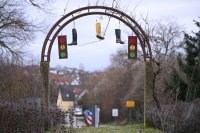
[41,6,152,62]
[40,7,154,124]
[47,12,146,62]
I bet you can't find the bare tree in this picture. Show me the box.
[79,48,145,123]
[145,20,196,132]
[145,20,184,109]
[24,0,52,12]
[150,20,184,63]
[0,0,34,57]
[0,0,52,58]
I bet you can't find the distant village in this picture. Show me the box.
[49,67,84,112]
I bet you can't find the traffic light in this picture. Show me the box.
[58,35,68,59]
[128,36,137,59]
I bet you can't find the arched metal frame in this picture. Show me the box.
[41,6,152,62]
[40,6,153,127]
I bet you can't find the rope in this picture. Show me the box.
[63,0,70,15]
[103,17,111,36]
[73,21,75,28]
[78,40,103,46]
[103,0,117,36]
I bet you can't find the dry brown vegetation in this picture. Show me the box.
[79,49,145,123]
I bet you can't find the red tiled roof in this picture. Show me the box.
[49,73,74,84]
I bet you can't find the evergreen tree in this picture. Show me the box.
[165,20,200,101]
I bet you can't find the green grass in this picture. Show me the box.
[45,124,162,133]
[75,124,162,133]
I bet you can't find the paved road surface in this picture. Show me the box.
[64,114,86,128]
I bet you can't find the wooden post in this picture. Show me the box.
[144,61,154,127]
[128,107,132,124]
[40,61,50,107]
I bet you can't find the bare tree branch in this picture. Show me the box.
[0,0,37,58]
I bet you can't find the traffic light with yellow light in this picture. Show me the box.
[58,35,68,59]
[128,36,137,59]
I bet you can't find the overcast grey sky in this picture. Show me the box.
[28,0,200,71]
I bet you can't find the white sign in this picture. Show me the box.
[112,108,118,117]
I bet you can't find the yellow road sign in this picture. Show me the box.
[126,101,135,108]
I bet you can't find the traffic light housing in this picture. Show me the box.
[58,35,68,59]
[128,36,137,59]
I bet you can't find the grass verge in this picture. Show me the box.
[75,124,162,133]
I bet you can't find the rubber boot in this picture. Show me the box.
[115,29,125,44]
[96,22,104,40]
[68,28,77,45]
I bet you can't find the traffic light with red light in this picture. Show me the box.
[128,36,137,59]
[58,35,68,59]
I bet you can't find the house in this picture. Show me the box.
[50,68,84,111]
[57,85,75,112]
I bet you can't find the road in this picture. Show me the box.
[64,114,86,128]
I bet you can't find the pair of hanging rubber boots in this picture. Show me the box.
[96,23,124,44]
[68,28,77,45]
[115,29,125,44]
[96,22,105,40]
[69,24,125,45]
[69,23,104,45]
